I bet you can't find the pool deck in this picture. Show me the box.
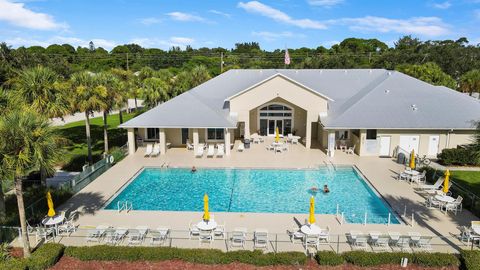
[27,139,480,252]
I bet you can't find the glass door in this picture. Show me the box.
[259,119,268,136]
[276,119,283,135]
[268,119,275,135]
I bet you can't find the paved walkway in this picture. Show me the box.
[21,139,479,253]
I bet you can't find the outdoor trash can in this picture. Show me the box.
[397,153,406,164]
[244,139,250,149]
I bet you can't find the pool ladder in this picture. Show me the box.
[117,201,133,213]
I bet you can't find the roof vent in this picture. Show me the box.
[384,89,390,94]
[320,70,323,74]
[344,70,347,73]
[369,70,372,73]
[388,71,392,76]
[411,104,418,111]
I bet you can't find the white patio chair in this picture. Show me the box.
[36,227,55,243]
[398,171,410,181]
[186,141,194,150]
[292,137,299,144]
[287,228,305,244]
[206,144,215,157]
[253,137,260,144]
[214,223,226,240]
[318,226,330,243]
[425,196,442,209]
[346,145,356,154]
[459,226,476,243]
[230,227,247,249]
[374,235,391,251]
[266,144,274,151]
[354,234,369,250]
[58,212,77,235]
[258,136,265,143]
[216,145,224,157]
[150,144,160,157]
[189,222,200,239]
[144,144,153,157]
[304,234,320,250]
[396,235,411,251]
[237,143,245,152]
[445,196,463,215]
[417,236,433,251]
[254,229,269,250]
[199,230,214,246]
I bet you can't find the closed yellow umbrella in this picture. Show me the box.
[203,193,210,221]
[275,127,280,143]
[409,150,416,169]
[308,196,315,225]
[443,170,450,194]
[46,191,55,217]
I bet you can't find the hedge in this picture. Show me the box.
[315,251,344,266]
[65,246,306,266]
[461,250,480,270]
[438,148,477,166]
[342,251,460,267]
[0,243,64,270]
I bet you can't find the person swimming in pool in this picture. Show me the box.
[324,184,330,193]
[310,186,319,192]
[191,166,197,173]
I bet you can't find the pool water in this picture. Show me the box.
[105,167,400,224]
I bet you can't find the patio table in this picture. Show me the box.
[434,194,455,203]
[197,220,217,231]
[42,215,65,235]
[300,224,322,235]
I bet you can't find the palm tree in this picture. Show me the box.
[110,68,133,124]
[70,71,107,164]
[12,66,70,118]
[141,77,169,108]
[459,69,480,96]
[95,72,119,153]
[0,109,62,258]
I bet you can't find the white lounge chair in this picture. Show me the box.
[195,147,204,158]
[237,143,245,152]
[151,227,170,246]
[206,144,215,157]
[150,144,160,157]
[144,144,153,157]
[105,227,128,245]
[318,226,330,243]
[136,226,148,241]
[86,225,110,242]
[417,177,443,190]
[230,227,247,249]
[417,236,433,251]
[216,145,224,157]
[373,235,391,251]
[396,235,411,251]
[346,145,356,154]
[254,229,269,250]
[127,229,142,245]
[186,141,194,150]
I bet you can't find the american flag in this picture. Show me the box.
[284,48,291,65]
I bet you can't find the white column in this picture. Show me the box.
[159,128,166,155]
[327,130,335,157]
[244,118,250,139]
[193,128,199,154]
[127,128,136,155]
[224,128,231,156]
[305,121,312,149]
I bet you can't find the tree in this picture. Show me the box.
[0,109,61,258]
[396,62,457,89]
[141,77,168,108]
[95,71,120,153]
[110,68,134,124]
[459,69,480,96]
[70,71,107,164]
[12,66,69,118]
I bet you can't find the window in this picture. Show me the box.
[260,104,291,111]
[146,128,159,140]
[366,129,377,140]
[207,128,224,140]
[335,130,349,140]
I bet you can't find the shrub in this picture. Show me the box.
[26,243,65,270]
[461,250,480,270]
[413,252,460,268]
[342,251,459,267]
[438,148,476,166]
[315,251,344,266]
[0,244,10,262]
[108,147,126,164]
[65,246,305,266]
[0,258,26,270]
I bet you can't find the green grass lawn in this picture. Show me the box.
[57,112,137,171]
[450,170,480,197]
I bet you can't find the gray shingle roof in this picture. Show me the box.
[120,69,480,130]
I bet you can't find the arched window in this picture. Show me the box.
[259,104,292,117]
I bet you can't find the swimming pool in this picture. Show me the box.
[105,167,400,224]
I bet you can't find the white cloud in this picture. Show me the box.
[238,1,327,29]
[5,36,117,49]
[332,16,450,36]
[166,11,206,22]
[0,0,67,30]
[130,37,195,49]
[307,0,344,7]
[252,31,304,41]
[209,9,231,18]
[140,17,162,25]
[432,1,451,9]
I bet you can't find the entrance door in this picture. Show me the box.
[428,135,440,156]
[181,128,188,144]
[268,119,283,136]
[399,135,420,153]
[379,136,391,156]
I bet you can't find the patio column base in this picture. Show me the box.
[127,128,135,155]
[159,128,166,155]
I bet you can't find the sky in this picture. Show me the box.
[0,0,479,51]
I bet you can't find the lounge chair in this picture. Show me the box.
[105,227,128,245]
[216,145,224,157]
[353,234,369,250]
[459,226,476,243]
[127,229,142,245]
[396,235,411,251]
[207,144,215,158]
[186,141,194,150]
[214,223,226,240]
[417,177,443,190]
[189,222,200,239]
[136,226,148,241]
[237,143,245,152]
[417,236,433,251]
[230,227,247,249]
[199,230,214,246]
[288,228,305,244]
[374,235,391,251]
[86,225,110,242]
[144,144,153,157]
[150,227,170,246]
[254,229,269,250]
[346,145,356,154]
[150,144,160,157]
[195,147,204,158]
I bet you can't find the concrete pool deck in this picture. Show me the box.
[39,139,479,252]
